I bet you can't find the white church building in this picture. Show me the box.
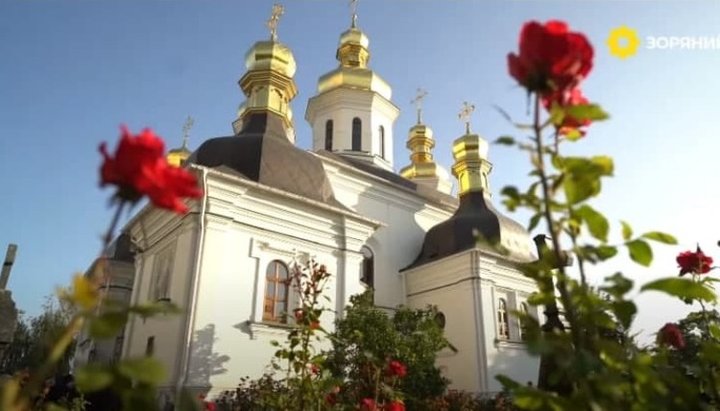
[75,5,541,400]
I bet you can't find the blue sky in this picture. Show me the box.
[1,0,719,340]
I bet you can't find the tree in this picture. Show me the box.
[326,291,452,410]
[0,296,75,376]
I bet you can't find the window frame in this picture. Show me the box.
[352,117,362,151]
[325,119,333,151]
[360,246,374,288]
[497,298,510,340]
[379,125,385,159]
[263,260,291,324]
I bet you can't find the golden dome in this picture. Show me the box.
[339,28,369,49]
[451,132,492,196]
[244,40,296,78]
[166,146,191,168]
[399,122,451,192]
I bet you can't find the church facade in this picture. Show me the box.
[77,6,541,399]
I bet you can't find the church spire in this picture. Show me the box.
[399,89,452,194]
[232,3,298,142]
[451,102,493,196]
[167,116,194,167]
[335,0,370,68]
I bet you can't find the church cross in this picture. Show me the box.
[458,101,475,134]
[181,116,194,149]
[350,0,359,28]
[410,88,428,124]
[266,3,285,42]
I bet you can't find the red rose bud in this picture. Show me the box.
[361,398,377,411]
[384,401,406,411]
[309,320,320,330]
[508,20,593,96]
[677,246,714,276]
[543,87,592,137]
[386,360,407,378]
[99,126,202,213]
[658,323,685,349]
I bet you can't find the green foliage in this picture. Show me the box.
[641,277,716,303]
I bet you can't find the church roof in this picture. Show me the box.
[405,191,534,269]
[191,112,345,209]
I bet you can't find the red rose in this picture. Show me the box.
[361,398,377,411]
[309,320,321,330]
[677,246,714,276]
[658,323,685,349]
[543,88,592,137]
[100,126,202,213]
[508,20,593,95]
[386,360,407,378]
[294,309,304,322]
[384,401,405,411]
[325,393,337,406]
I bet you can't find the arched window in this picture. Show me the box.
[352,117,362,151]
[379,125,385,159]
[325,120,333,151]
[498,298,510,339]
[520,302,529,341]
[361,246,374,288]
[264,260,290,323]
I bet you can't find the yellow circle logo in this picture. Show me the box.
[607,26,641,59]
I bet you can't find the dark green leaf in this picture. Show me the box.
[528,213,542,232]
[621,220,633,241]
[642,231,678,245]
[75,364,114,393]
[596,245,618,260]
[575,205,609,242]
[626,239,653,267]
[117,357,166,385]
[494,136,516,146]
[611,301,637,329]
[641,277,716,303]
[564,103,610,122]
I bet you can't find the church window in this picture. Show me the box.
[325,120,333,151]
[151,246,174,301]
[520,302,529,341]
[352,117,362,151]
[498,298,510,340]
[379,125,385,159]
[361,246,374,288]
[263,260,290,323]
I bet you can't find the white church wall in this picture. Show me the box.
[319,157,455,309]
[404,251,485,392]
[477,254,540,392]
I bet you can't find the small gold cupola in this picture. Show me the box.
[452,102,493,197]
[399,89,452,194]
[167,116,194,167]
[232,3,298,142]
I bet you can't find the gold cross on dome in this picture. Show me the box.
[410,88,428,124]
[266,3,285,41]
[458,101,475,134]
[350,0,359,28]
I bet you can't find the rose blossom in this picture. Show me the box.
[508,20,593,96]
[386,360,407,378]
[658,323,685,349]
[99,125,202,213]
[677,246,713,276]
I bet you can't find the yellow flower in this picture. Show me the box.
[61,275,98,310]
[607,26,641,59]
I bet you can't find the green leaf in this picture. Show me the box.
[528,213,542,232]
[575,205,609,242]
[621,220,633,241]
[494,136,516,145]
[75,364,114,393]
[564,128,584,141]
[564,103,610,122]
[611,300,637,329]
[596,245,618,260]
[641,277,716,302]
[117,357,167,385]
[560,156,614,204]
[642,231,678,245]
[89,311,128,339]
[626,239,653,267]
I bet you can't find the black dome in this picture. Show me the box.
[191,112,344,209]
[406,191,533,269]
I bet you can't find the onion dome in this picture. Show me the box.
[407,123,534,268]
[316,27,392,100]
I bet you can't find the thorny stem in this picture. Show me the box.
[532,93,583,353]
